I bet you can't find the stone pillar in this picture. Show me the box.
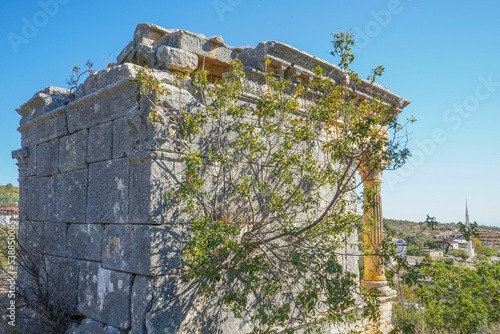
[359,165,386,282]
[359,163,396,334]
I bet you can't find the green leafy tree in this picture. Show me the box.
[0,183,19,207]
[418,261,500,333]
[134,31,412,333]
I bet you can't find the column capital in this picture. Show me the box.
[358,162,383,182]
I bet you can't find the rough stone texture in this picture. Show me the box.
[36,138,59,177]
[129,154,182,224]
[45,256,80,313]
[156,29,240,65]
[102,224,185,275]
[17,87,71,146]
[26,176,53,221]
[78,261,133,330]
[67,318,129,334]
[88,122,113,163]
[157,45,198,73]
[82,63,139,97]
[27,144,37,176]
[134,22,175,46]
[17,222,67,257]
[52,169,88,223]
[130,275,252,334]
[59,129,88,172]
[87,159,129,223]
[68,318,104,334]
[112,117,133,159]
[137,44,156,68]
[67,224,103,261]
[67,78,138,133]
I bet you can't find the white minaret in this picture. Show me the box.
[466,201,475,258]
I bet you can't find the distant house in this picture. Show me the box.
[435,240,459,252]
[423,249,444,258]
[450,232,463,239]
[453,239,468,248]
[393,238,408,257]
[0,206,18,216]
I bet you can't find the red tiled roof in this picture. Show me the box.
[0,207,18,211]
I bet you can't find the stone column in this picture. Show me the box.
[359,163,396,333]
[359,164,386,282]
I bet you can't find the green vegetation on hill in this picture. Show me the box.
[0,184,19,207]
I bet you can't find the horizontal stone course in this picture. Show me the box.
[19,105,69,146]
[18,221,67,257]
[67,78,138,133]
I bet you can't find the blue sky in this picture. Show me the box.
[1,0,499,226]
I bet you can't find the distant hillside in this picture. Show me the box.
[384,218,500,250]
[0,184,19,207]
[384,218,500,235]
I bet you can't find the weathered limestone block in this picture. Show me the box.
[26,176,53,221]
[98,79,139,124]
[129,153,182,224]
[137,44,156,68]
[112,117,133,159]
[18,86,71,128]
[17,86,71,146]
[52,169,88,223]
[82,63,139,97]
[67,319,104,334]
[130,275,252,334]
[67,224,103,261]
[44,256,80,313]
[26,145,37,176]
[157,29,240,65]
[18,222,67,257]
[88,122,113,163]
[87,159,129,223]
[59,129,88,172]
[102,224,185,275]
[130,275,191,334]
[67,78,139,133]
[67,318,128,334]
[17,177,28,221]
[36,138,59,177]
[66,94,100,133]
[78,261,133,330]
[157,45,198,73]
[103,325,127,334]
[134,22,175,46]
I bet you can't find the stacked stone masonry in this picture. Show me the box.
[12,23,410,334]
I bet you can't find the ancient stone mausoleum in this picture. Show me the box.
[12,23,410,333]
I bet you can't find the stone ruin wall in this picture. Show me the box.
[12,23,409,333]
